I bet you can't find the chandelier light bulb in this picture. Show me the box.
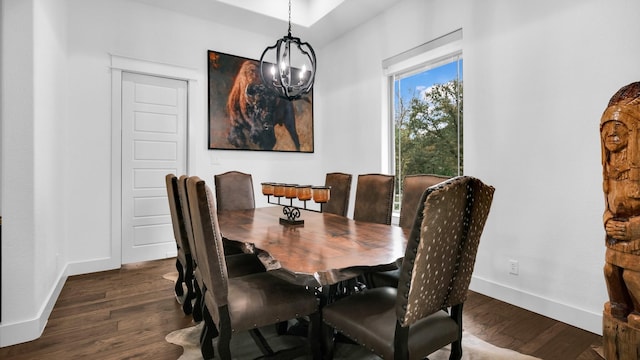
[300,64,306,80]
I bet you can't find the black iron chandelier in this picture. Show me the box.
[259,0,316,101]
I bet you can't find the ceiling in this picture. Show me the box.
[131,0,403,47]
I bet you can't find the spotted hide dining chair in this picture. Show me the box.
[177,175,265,324]
[353,173,395,225]
[323,176,495,360]
[165,173,194,315]
[187,176,321,360]
[321,172,352,217]
[370,174,451,288]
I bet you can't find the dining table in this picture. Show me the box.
[217,206,409,288]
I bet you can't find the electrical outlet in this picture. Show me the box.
[209,153,221,165]
[509,260,519,275]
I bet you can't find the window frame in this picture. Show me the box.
[383,30,463,214]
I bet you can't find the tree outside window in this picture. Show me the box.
[392,57,463,211]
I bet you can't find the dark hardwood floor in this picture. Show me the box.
[0,258,603,359]
[463,292,602,360]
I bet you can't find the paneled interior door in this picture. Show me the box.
[121,72,187,264]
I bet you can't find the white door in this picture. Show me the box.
[121,72,187,264]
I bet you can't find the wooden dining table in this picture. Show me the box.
[217,206,409,287]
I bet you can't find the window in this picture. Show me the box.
[384,30,463,211]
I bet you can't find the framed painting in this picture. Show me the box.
[207,50,314,152]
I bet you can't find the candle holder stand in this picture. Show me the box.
[266,196,316,226]
[262,183,330,226]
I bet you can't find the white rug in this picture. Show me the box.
[166,322,541,360]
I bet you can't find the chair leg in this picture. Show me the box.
[217,308,233,360]
[200,311,217,346]
[249,328,275,356]
[182,260,194,315]
[308,312,323,360]
[449,303,464,360]
[201,308,217,360]
[449,340,462,360]
[175,258,185,297]
[192,281,203,323]
[321,322,336,360]
[393,323,409,360]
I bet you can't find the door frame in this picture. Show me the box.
[110,55,200,269]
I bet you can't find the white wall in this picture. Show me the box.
[462,0,623,334]
[3,0,639,346]
[0,0,68,346]
[1,0,38,344]
[34,0,68,312]
[321,0,640,334]
[0,0,3,210]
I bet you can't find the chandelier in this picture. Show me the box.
[259,0,316,101]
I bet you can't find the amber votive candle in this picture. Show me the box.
[296,185,312,201]
[261,182,275,196]
[312,186,331,203]
[273,183,286,197]
[284,184,298,199]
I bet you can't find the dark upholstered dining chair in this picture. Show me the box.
[187,176,322,360]
[322,176,495,360]
[321,172,352,217]
[398,174,451,229]
[213,171,256,255]
[177,175,265,323]
[165,173,195,315]
[353,173,395,225]
[214,170,257,255]
[214,170,255,211]
[370,174,451,288]
[350,173,395,290]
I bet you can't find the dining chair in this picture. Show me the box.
[214,170,293,333]
[165,173,195,315]
[214,170,256,254]
[214,170,255,211]
[369,174,451,288]
[347,173,395,291]
[322,176,495,360]
[177,175,265,323]
[321,172,352,217]
[398,174,451,229]
[187,176,322,360]
[353,173,395,225]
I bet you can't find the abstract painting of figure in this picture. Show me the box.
[208,51,313,152]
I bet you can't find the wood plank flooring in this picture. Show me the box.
[0,258,603,359]
[463,291,603,360]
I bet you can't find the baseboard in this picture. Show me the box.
[0,266,68,347]
[470,275,603,335]
[66,256,120,276]
[0,256,123,347]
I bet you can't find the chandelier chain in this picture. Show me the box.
[287,0,292,36]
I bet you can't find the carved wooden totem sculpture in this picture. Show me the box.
[601,81,640,359]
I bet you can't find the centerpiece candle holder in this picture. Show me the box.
[261,182,330,226]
